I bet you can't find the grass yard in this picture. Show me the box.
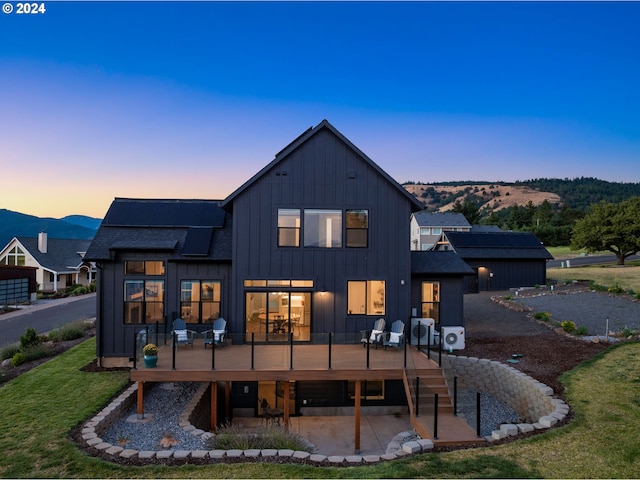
[1,338,639,478]
[548,264,640,293]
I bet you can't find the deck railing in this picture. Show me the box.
[132,328,418,372]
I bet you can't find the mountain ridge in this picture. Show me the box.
[0,209,100,250]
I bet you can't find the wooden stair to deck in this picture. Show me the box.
[403,364,484,447]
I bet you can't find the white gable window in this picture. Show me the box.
[1,246,26,266]
[304,209,342,248]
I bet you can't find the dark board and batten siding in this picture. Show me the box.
[97,253,231,359]
[230,128,414,337]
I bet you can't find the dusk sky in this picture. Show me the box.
[1,1,639,219]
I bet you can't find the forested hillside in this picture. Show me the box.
[516,177,640,210]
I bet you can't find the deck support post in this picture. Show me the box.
[225,381,231,422]
[354,379,361,454]
[284,381,291,428]
[211,381,218,433]
[137,381,144,419]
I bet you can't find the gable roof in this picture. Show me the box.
[412,211,471,228]
[84,198,232,262]
[411,251,475,275]
[444,231,553,260]
[14,237,92,272]
[221,119,424,212]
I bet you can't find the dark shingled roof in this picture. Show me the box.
[85,199,232,261]
[411,251,475,275]
[412,211,471,228]
[445,231,553,260]
[15,237,92,273]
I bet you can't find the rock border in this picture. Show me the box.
[79,382,434,465]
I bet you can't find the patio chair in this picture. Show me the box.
[172,318,196,348]
[360,318,386,349]
[203,317,227,348]
[383,320,405,350]
[259,397,282,426]
[136,324,156,347]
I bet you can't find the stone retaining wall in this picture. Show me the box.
[441,354,569,440]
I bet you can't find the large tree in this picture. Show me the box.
[571,196,640,265]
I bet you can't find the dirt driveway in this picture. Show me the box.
[461,287,614,395]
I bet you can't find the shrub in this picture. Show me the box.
[621,327,636,338]
[607,284,625,294]
[561,320,577,334]
[48,322,87,342]
[206,423,313,452]
[20,327,40,350]
[11,352,26,367]
[503,295,513,300]
[1,344,21,361]
[534,312,551,321]
[576,326,588,335]
[143,344,158,356]
[22,344,51,362]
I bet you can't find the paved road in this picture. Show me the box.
[0,294,96,346]
[547,253,640,268]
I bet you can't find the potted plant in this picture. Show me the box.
[143,343,158,368]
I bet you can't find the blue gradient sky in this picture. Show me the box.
[1,1,639,218]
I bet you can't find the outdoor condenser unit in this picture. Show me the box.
[411,318,439,346]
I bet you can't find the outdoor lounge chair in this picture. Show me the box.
[360,318,386,349]
[383,320,405,350]
[203,317,227,348]
[172,318,196,348]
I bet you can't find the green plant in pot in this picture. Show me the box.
[143,343,158,368]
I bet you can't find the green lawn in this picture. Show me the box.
[1,338,639,478]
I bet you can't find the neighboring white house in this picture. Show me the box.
[410,211,471,251]
[0,232,95,292]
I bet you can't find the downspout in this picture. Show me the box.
[96,263,103,367]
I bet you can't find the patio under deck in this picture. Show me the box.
[131,342,482,448]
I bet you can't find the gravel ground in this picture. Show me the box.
[100,385,518,453]
[512,289,640,336]
[457,391,519,437]
[102,382,206,451]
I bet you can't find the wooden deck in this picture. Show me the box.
[131,342,483,447]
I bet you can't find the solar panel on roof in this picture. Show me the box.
[102,200,225,227]
[182,227,214,256]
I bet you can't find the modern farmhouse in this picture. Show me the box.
[85,120,485,447]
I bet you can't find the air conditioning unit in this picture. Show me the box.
[441,326,465,350]
[411,318,439,346]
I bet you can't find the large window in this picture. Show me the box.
[180,280,221,323]
[125,261,165,275]
[346,210,368,248]
[123,260,165,324]
[277,209,300,247]
[304,209,342,248]
[124,279,164,323]
[245,289,311,341]
[421,281,440,323]
[347,380,384,400]
[347,280,385,315]
[1,246,26,266]
[278,209,369,249]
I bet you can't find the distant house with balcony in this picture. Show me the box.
[0,232,95,293]
[410,211,471,251]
